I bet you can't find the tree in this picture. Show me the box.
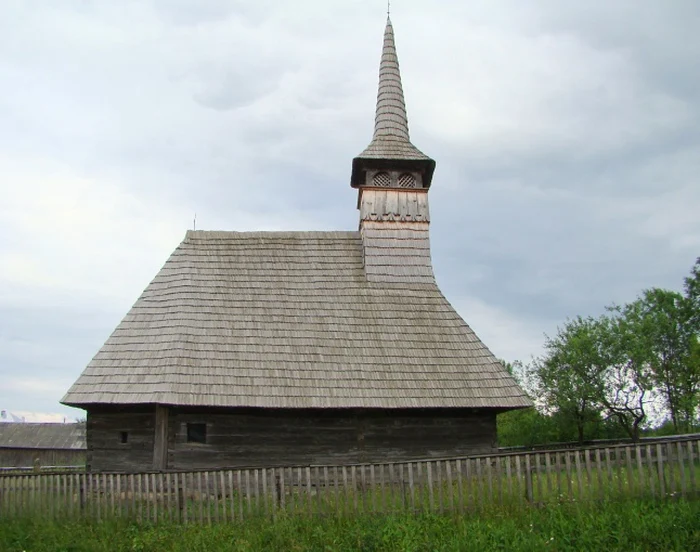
[592,307,659,441]
[532,317,606,444]
[625,289,700,432]
[684,257,700,326]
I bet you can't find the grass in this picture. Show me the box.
[1,499,699,552]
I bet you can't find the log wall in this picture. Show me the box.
[87,407,497,472]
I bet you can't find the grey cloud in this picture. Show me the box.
[1,0,699,416]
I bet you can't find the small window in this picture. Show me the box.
[187,423,207,444]
[398,173,416,188]
[119,431,128,444]
[373,172,391,187]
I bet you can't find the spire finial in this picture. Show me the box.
[387,0,390,17]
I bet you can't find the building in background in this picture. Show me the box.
[0,422,86,467]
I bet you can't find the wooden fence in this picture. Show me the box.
[1,437,698,523]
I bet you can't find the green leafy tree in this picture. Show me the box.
[684,257,700,325]
[624,288,699,432]
[592,308,659,441]
[532,317,606,444]
[497,359,558,447]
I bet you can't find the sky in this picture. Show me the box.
[1,0,699,420]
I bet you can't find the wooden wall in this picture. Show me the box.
[87,407,155,472]
[87,407,498,472]
[0,448,85,468]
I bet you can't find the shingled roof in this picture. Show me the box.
[61,231,531,410]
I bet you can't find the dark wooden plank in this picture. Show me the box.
[153,406,169,470]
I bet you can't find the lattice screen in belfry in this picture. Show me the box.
[373,172,391,187]
[398,173,416,188]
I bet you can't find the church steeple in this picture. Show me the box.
[351,17,436,190]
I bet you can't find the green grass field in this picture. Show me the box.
[1,498,699,552]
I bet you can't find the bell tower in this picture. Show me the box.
[352,17,437,285]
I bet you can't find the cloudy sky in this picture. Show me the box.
[1,0,699,420]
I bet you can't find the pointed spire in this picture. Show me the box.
[373,17,410,143]
[351,17,435,189]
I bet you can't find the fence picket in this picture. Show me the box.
[687,441,696,493]
[656,443,666,497]
[534,454,542,503]
[426,461,434,511]
[455,459,464,512]
[315,466,322,515]
[436,460,444,512]
[407,462,415,512]
[677,441,687,497]
[260,468,267,517]
[475,457,482,506]
[524,454,533,503]
[574,450,584,499]
[342,465,349,515]
[254,469,260,518]
[645,445,656,498]
[446,460,454,512]
[235,470,243,520]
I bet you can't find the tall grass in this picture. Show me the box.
[1,499,698,552]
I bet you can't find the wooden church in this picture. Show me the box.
[62,17,531,473]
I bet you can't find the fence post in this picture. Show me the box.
[525,455,534,503]
[79,477,85,514]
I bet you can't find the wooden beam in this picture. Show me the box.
[153,405,169,470]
